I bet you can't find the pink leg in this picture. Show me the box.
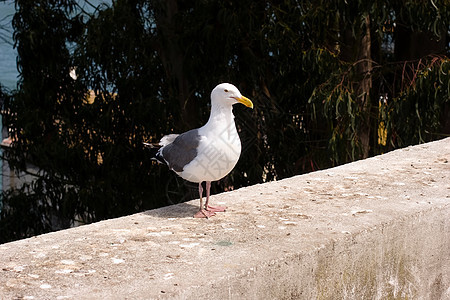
[205,181,227,213]
[194,182,215,218]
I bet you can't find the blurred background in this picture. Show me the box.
[0,0,448,243]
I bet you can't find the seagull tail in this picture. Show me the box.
[143,142,157,148]
[143,142,167,165]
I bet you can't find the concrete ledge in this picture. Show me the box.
[1,138,449,299]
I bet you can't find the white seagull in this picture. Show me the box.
[146,83,253,218]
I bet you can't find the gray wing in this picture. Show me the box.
[161,129,201,172]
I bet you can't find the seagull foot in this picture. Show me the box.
[194,209,215,218]
[206,205,227,213]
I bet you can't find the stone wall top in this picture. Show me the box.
[1,138,449,299]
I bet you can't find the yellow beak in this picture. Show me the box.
[235,95,254,109]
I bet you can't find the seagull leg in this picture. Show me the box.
[194,182,215,218]
[205,181,227,213]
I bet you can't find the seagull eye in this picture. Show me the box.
[224,89,229,93]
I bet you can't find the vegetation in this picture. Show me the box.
[0,0,448,243]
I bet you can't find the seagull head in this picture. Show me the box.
[211,83,253,109]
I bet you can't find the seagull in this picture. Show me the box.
[146,83,253,218]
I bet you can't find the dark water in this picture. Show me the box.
[0,1,17,90]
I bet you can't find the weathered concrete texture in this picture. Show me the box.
[0,138,449,300]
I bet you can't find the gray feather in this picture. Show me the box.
[161,129,201,172]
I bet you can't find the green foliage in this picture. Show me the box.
[1,0,449,243]
[388,57,450,145]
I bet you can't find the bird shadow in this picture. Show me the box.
[143,201,199,219]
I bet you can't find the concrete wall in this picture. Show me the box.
[0,138,449,299]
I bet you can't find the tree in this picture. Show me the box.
[300,0,449,162]
[1,0,449,243]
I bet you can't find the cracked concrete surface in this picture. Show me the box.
[0,138,449,299]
